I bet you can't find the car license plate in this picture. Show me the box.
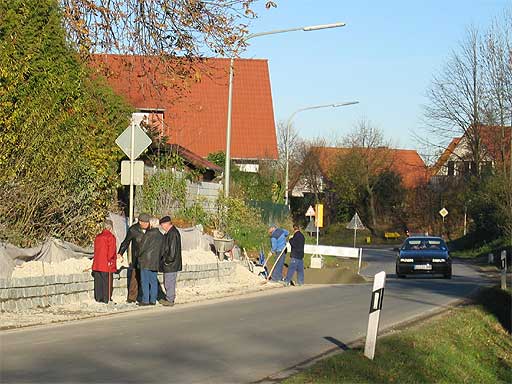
[414,264,432,270]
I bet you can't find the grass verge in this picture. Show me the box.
[283,287,512,384]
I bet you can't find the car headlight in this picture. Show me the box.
[432,258,447,263]
[400,258,414,263]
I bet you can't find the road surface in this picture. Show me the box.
[0,249,490,383]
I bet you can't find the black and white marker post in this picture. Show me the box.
[501,250,507,290]
[364,271,386,360]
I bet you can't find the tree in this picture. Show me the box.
[294,138,327,204]
[424,27,487,174]
[276,120,303,201]
[481,12,512,174]
[60,0,277,89]
[334,119,394,228]
[373,170,406,221]
[0,0,132,245]
[423,12,512,244]
[469,173,512,241]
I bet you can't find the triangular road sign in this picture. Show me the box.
[305,220,318,233]
[305,205,316,217]
[346,212,366,230]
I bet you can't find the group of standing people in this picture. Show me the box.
[92,215,305,305]
[268,223,305,286]
[92,213,182,306]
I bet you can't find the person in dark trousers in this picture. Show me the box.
[92,220,117,303]
[138,217,164,306]
[117,213,150,303]
[268,224,289,282]
[159,215,182,307]
[283,224,305,286]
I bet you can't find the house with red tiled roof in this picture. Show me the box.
[291,146,428,197]
[431,125,511,180]
[91,54,278,172]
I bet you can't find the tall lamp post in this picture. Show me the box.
[284,101,359,206]
[224,22,346,198]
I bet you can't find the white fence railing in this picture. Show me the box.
[304,244,363,272]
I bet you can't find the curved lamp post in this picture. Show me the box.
[224,22,346,198]
[284,101,359,206]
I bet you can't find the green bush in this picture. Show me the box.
[135,169,187,216]
[0,0,131,246]
[178,202,210,227]
[213,196,268,251]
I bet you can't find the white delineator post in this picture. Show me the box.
[501,250,507,290]
[364,271,386,360]
[358,248,362,274]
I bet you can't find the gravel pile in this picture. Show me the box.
[10,249,221,279]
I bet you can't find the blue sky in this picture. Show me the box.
[240,0,509,152]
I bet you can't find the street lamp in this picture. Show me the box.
[224,22,347,198]
[284,101,359,206]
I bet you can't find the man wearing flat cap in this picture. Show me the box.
[159,215,182,306]
[117,213,151,303]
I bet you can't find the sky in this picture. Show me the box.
[239,0,510,153]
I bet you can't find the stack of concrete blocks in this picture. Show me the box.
[0,262,237,312]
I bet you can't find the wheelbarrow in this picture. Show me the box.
[213,238,234,261]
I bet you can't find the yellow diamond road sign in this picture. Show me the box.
[439,208,448,218]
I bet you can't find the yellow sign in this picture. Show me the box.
[315,204,324,228]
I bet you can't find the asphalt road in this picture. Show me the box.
[0,249,490,383]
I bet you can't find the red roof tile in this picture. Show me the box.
[91,54,278,160]
[479,125,511,162]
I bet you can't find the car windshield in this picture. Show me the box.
[403,239,447,251]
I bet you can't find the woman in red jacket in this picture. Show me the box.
[92,220,117,303]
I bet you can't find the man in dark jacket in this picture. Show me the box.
[159,215,182,307]
[138,217,164,306]
[117,213,150,303]
[283,224,305,286]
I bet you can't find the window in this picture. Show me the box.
[447,161,455,176]
[403,238,447,251]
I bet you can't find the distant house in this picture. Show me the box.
[91,54,278,173]
[431,125,511,181]
[291,146,428,197]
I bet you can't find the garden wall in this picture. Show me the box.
[0,262,236,312]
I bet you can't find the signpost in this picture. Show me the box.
[315,204,324,248]
[439,207,448,222]
[120,160,144,185]
[305,205,317,236]
[346,212,366,248]
[115,121,152,226]
[364,271,386,360]
[501,250,507,290]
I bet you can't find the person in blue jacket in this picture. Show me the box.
[268,224,289,282]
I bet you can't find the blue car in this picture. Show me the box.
[395,236,452,279]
